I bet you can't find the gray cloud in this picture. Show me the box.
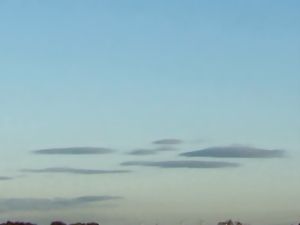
[129,149,158,155]
[22,167,130,175]
[0,176,12,180]
[180,146,285,158]
[152,139,183,145]
[128,146,179,156]
[33,147,114,155]
[0,195,122,212]
[121,160,239,168]
[155,146,178,151]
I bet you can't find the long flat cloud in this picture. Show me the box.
[152,139,182,145]
[180,146,285,158]
[121,160,239,168]
[21,167,130,175]
[33,147,114,155]
[0,195,122,212]
[0,176,12,180]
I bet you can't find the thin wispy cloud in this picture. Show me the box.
[155,146,178,151]
[152,139,183,145]
[0,195,122,212]
[0,176,12,180]
[33,147,114,155]
[128,146,179,156]
[180,146,285,158]
[121,160,239,168]
[21,167,130,175]
[129,149,158,155]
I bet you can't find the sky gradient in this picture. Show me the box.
[0,1,300,225]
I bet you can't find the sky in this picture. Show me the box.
[0,1,299,225]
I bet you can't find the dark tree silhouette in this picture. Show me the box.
[50,222,67,225]
[0,222,99,225]
[0,221,36,225]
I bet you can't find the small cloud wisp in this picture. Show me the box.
[128,146,178,156]
[129,149,158,155]
[0,176,12,181]
[33,147,114,155]
[152,139,182,145]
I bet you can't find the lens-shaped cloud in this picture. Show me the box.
[152,139,182,145]
[33,147,114,155]
[0,195,122,212]
[180,146,285,158]
[22,167,130,175]
[121,160,239,168]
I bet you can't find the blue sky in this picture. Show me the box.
[0,1,299,225]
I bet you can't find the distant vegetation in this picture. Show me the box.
[7,220,300,225]
[217,220,243,225]
[0,222,99,225]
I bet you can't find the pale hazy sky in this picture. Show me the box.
[0,1,299,225]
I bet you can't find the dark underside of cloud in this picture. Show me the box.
[33,147,114,155]
[152,139,182,145]
[121,160,239,168]
[21,167,130,175]
[0,195,122,212]
[180,146,285,158]
[0,176,12,180]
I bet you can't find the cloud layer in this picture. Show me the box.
[0,195,122,212]
[22,167,130,175]
[33,147,114,155]
[152,139,182,145]
[121,160,239,168]
[180,146,285,158]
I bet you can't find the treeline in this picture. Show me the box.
[0,221,99,225]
